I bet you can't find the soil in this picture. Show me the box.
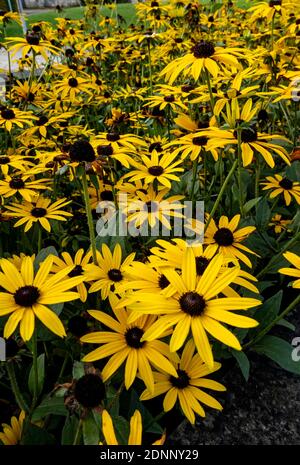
[168,310,300,446]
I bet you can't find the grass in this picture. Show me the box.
[3,4,137,37]
[2,0,254,38]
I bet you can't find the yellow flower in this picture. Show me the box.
[0,255,83,341]
[204,215,257,268]
[52,249,93,302]
[122,249,260,367]
[81,294,178,392]
[261,174,300,205]
[0,174,51,202]
[0,108,37,132]
[141,340,226,424]
[4,196,72,232]
[85,244,136,300]
[0,411,25,445]
[279,252,300,288]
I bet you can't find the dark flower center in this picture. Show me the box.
[258,109,268,121]
[9,177,25,189]
[234,127,258,143]
[68,264,83,277]
[179,291,206,316]
[149,142,163,152]
[125,326,145,348]
[107,268,123,282]
[14,285,40,307]
[269,0,281,6]
[192,136,208,146]
[31,207,47,217]
[28,92,35,102]
[170,369,190,389]
[74,374,105,408]
[151,1,159,6]
[164,95,175,103]
[106,132,120,142]
[1,109,15,120]
[69,139,96,162]
[37,115,49,126]
[192,41,215,58]
[26,32,40,46]
[100,190,114,201]
[148,165,164,176]
[214,227,234,246]
[181,85,194,93]
[175,38,183,43]
[195,256,210,275]
[0,156,10,164]
[97,144,114,156]
[145,200,159,213]
[68,78,78,88]
[279,177,293,190]
[158,274,170,289]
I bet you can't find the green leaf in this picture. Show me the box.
[126,389,163,435]
[248,291,282,339]
[253,335,300,374]
[62,415,79,445]
[276,319,296,331]
[256,198,271,230]
[34,246,58,272]
[28,353,45,397]
[72,361,85,380]
[231,350,250,381]
[110,415,130,445]
[82,410,101,445]
[244,196,261,214]
[32,396,67,421]
[21,423,56,445]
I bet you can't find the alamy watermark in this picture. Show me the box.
[291,78,300,102]
[95,194,204,246]
[0,337,5,362]
[292,337,300,362]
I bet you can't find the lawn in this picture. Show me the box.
[4,1,254,37]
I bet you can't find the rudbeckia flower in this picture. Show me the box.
[0,108,37,132]
[206,126,291,168]
[279,252,300,288]
[261,174,300,205]
[0,174,51,202]
[123,185,185,230]
[0,255,83,341]
[122,249,260,367]
[204,214,257,268]
[269,214,291,233]
[140,339,226,424]
[0,411,25,446]
[121,150,184,188]
[85,244,136,299]
[52,249,93,302]
[4,196,73,232]
[6,32,60,59]
[160,41,242,83]
[81,295,178,392]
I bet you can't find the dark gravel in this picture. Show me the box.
[168,306,300,445]
[168,354,300,445]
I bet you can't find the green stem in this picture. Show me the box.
[256,230,300,279]
[204,159,238,233]
[73,418,83,445]
[37,227,42,253]
[244,293,300,349]
[7,361,29,413]
[147,39,153,94]
[205,68,215,116]
[255,157,260,199]
[31,330,39,412]
[81,169,98,264]
[237,129,245,217]
[190,156,199,206]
